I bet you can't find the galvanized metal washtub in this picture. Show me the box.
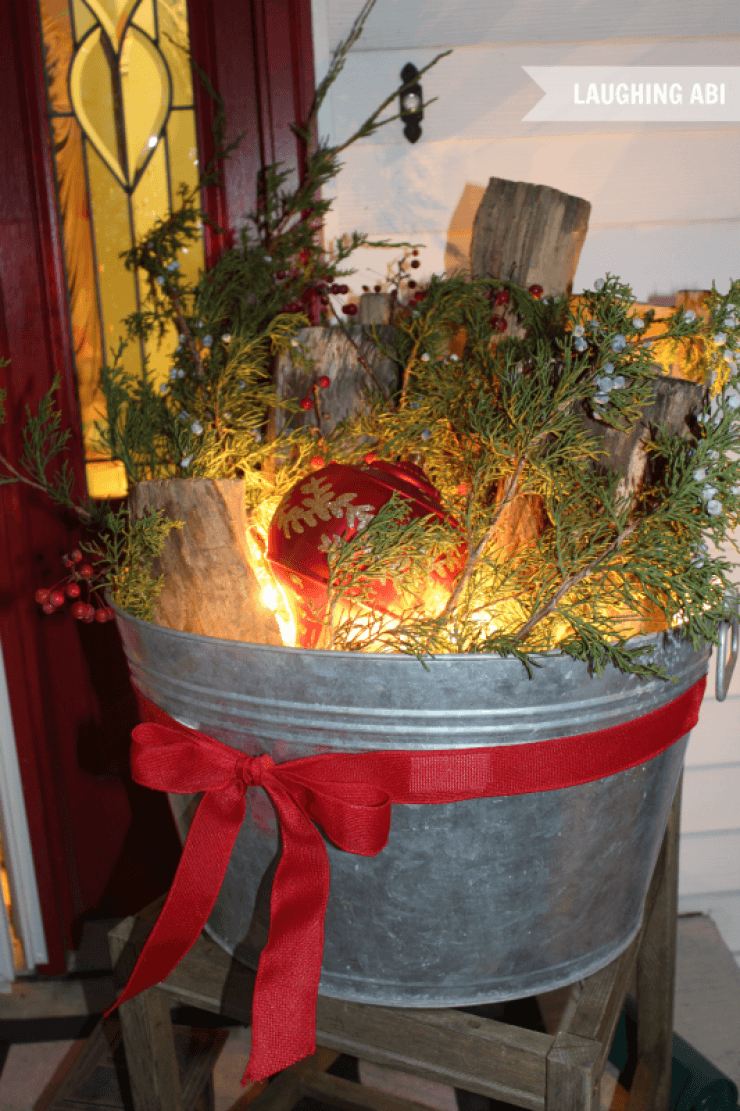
[114,603,709,1008]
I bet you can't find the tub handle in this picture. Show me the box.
[716,610,739,701]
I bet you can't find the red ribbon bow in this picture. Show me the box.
[107,677,705,1083]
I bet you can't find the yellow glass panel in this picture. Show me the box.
[84,142,141,397]
[69,27,124,188]
[132,0,156,39]
[132,139,178,386]
[71,0,96,39]
[157,0,192,107]
[39,0,205,487]
[79,0,142,52]
[121,27,171,184]
[69,24,170,191]
[167,110,203,292]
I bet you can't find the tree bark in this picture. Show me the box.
[129,478,282,645]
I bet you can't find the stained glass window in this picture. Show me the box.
[37,0,205,497]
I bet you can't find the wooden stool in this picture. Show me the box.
[108,778,683,1111]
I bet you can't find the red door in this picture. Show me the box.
[0,0,315,973]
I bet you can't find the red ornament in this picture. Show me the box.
[300,397,314,411]
[267,461,466,648]
[494,289,511,306]
[491,317,508,333]
[310,456,325,470]
[342,303,358,316]
[528,284,544,299]
[318,376,331,389]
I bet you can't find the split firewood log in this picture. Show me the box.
[359,292,392,325]
[129,478,282,645]
[471,178,591,298]
[270,324,400,440]
[469,179,590,550]
[582,375,705,505]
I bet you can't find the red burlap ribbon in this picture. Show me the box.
[107,677,705,1083]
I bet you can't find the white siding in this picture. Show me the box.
[316,2,740,301]
[325,1,740,53]
[314,0,740,963]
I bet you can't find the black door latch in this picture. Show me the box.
[399,62,423,143]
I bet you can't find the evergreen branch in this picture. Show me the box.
[511,520,639,644]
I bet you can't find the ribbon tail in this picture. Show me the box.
[106,784,246,1015]
[243,778,331,1084]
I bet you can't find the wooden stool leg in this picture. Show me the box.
[117,989,184,1111]
[546,1030,601,1109]
[633,770,682,1111]
[109,920,184,1111]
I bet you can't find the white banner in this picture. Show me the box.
[523,67,740,122]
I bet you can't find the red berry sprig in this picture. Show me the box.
[35,552,114,623]
[528,284,544,299]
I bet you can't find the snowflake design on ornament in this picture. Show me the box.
[276,476,375,538]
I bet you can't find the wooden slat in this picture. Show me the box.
[545,1031,601,1110]
[298,1069,450,1111]
[563,933,641,1073]
[635,776,682,1111]
[111,906,553,1110]
[312,1002,551,1110]
[109,908,185,1111]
